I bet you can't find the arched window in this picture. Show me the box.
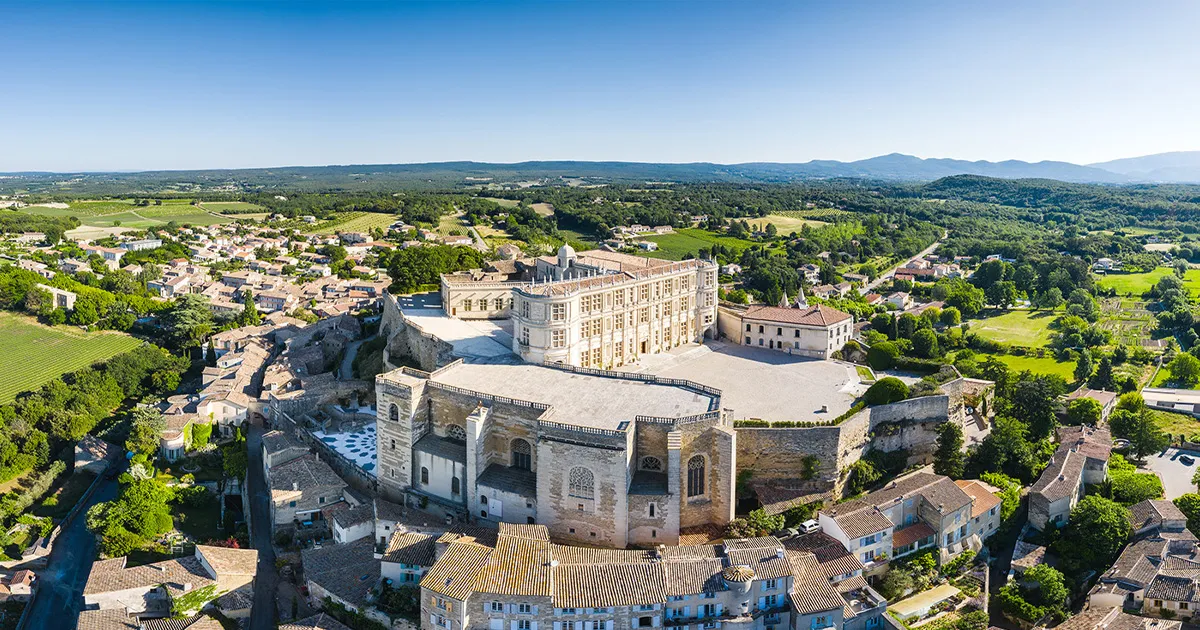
[511,439,532,471]
[687,456,706,497]
[640,457,662,471]
[420,467,429,485]
[451,477,461,495]
[446,425,466,442]
[389,404,399,422]
[568,467,595,500]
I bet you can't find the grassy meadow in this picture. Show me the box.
[970,309,1057,347]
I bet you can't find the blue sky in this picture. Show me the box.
[2,0,1198,171]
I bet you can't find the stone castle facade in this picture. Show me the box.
[374,359,736,548]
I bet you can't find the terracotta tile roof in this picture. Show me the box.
[664,557,726,596]
[196,544,258,577]
[143,615,225,630]
[474,530,552,597]
[743,304,852,327]
[421,540,493,601]
[824,472,972,538]
[1129,499,1188,532]
[786,551,845,615]
[77,609,140,630]
[955,480,1002,519]
[892,522,936,549]
[781,533,863,578]
[831,508,894,540]
[553,561,667,608]
[382,532,437,567]
[83,555,215,597]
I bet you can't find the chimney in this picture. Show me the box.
[293,481,299,491]
[775,549,786,560]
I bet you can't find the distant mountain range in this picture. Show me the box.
[6,151,1200,194]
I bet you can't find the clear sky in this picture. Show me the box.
[2,0,1199,171]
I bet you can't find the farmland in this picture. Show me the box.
[15,199,243,229]
[1097,267,1200,297]
[308,211,397,235]
[745,214,828,234]
[970,309,1057,347]
[198,201,265,213]
[0,313,143,404]
[641,228,762,261]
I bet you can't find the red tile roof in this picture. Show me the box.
[743,304,852,327]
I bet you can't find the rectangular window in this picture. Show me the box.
[519,622,532,630]
[552,330,565,348]
[463,300,473,311]
[615,291,625,306]
[551,303,565,321]
[522,301,530,318]
[519,604,533,614]
[491,602,504,613]
[521,327,530,346]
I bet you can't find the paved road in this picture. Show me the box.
[860,231,947,295]
[246,420,279,630]
[339,335,376,380]
[22,467,122,630]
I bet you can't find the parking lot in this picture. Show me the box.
[1143,447,1199,500]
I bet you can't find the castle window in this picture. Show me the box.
[511,439,532,470]
[420,467,429,485]
[551,303,565,321]
[745,324,751,332]
[795,330,800,337]
[478,299,488,311]
[463,300,472,312]
[777,328,782,336]
[551,330,565,348]
[452,477,461,495]
[389,404,399,422]
[568,467,595,500]
[447,425,467,442]
[687,456,706,497]
[649,503,656,517]
[481,495,488,505]
[641,457,662,471]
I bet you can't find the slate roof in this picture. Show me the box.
[301,537,379,608]
[331,502,374,529]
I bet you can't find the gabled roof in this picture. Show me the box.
[301,537,379,608]
[743,304,852,328]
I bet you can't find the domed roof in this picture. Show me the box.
[721,565,756,582]
[558,243,576,259]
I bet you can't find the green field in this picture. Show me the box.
[199,201,265,213]
[1097,267,1200,297]
[642,228,760,260]
[0,313,143,403]
[970,309,1056,347]
[479,197,521,208]
[1151,409,1200,440]
[309,211,398,235]
[994,354,1076,380]
[745,214,828,234]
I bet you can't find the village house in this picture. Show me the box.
[269,454,351,535]
[1028,425,1112,531]
[737,293,853,360]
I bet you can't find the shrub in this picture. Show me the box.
[864,377,910,406]
[867,342,900,370]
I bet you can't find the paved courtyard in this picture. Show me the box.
[630,341,862,424]
[398,293,516,362]
[314,424,378,476]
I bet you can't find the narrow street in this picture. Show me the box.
[246,420,279,630]
[21,467,122,630]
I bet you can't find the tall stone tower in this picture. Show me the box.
[375,368,427,502]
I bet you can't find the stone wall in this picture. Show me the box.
[381,292,456,372]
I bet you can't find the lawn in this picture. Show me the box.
[970,309,1057,347]
[745,214,827,234]
[642,228,760,260]
[1151,409,1200,440]
[994,353,1077,380]
[0,312,143,403]
[175,500,224,542]
[1097,267,1200,297]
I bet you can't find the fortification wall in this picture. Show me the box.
[381,293,456,372]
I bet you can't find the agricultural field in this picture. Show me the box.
[745,214,827,234]
[970,309,1057,347]
[1099,298,1158,347]
[993,353,1076,380]
[309,211,398,235]
[776,209,855,221]
[479,197,521,208]
[641,228,761,261]
[1096,267,1200,297]
[198,201,265,213]
[530,202,555,216]
[0,313,143,404]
